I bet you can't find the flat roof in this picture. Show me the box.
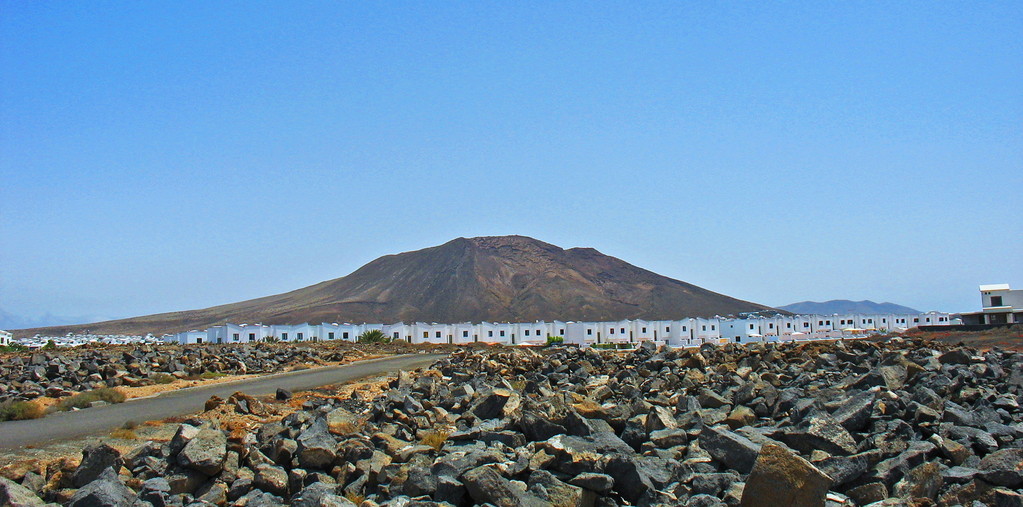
[979,283,1011,291]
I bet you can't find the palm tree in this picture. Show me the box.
[357,329,390,343]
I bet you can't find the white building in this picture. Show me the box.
[0,329,11,346]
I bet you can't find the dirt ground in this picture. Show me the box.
[900,324,1023,352]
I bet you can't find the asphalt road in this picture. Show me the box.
[0,353,446,450]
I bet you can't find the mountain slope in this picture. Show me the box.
[777,300,920,315]
[16,236,779,337]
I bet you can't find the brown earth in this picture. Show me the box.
[14,235,780,338]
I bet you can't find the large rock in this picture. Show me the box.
[780,413,857,456]
[67,468,134,507]
[472,388,522,420]
[979,448,1023,488]
[71,443,123,488]
[0,477,46,507]
[177,427,228,475]
[700,425,762,474]
[740,444,833,507]
[461,465,545,507]
[297,417,338,469]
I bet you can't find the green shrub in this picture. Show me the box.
[546,335,564,346]
[42,340,57,350]
[199,371,227,380]
[0,344,28,353]
[357,330,390,344]
[0,400,44,421]
[52,387,126,412]
[150,373,176,384]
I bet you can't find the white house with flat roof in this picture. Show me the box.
[0,329,12,346]
[961,284,1023,325]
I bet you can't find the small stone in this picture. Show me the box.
[276,387,293,400]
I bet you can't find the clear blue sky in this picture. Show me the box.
[1,2,1021,323]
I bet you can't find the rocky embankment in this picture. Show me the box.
[0,342,422,405]
[2,338,1022,506]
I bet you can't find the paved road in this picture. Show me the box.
[0,353,446,450]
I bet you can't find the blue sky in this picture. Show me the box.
[1,1,1020,323]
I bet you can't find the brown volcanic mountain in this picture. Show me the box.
[16,236,778,337]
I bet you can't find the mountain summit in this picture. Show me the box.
[17,236,777,336]
[777,300,921,315]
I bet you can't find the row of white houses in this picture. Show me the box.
[169,312,953,348]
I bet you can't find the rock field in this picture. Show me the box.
[0,342,425,405]
[1,337,1022,506]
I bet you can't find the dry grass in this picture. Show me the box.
[344,491,365,504]
[0,400,44,422]
[109,428,137,440]
[49,388,126,413]
[419,430,450,451]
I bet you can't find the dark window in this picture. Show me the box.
[525,330,530,336]
[282,333,288,340]
[749,324,755,330]
[587,329,592,335]
[610,328,615,334]
[297,333,303,340]
[488,331,494,337]
[233,333,240,341]
[435,331,441,338]
[559,329,565,335]
[423,332,429,338]
[621,328,625,334]
[702,325,706,331]
[991,296,1003,306]
[196,337,203,344]
[500,330,505,337]
[393,332,399,339]
[711,325,715,330]
[328,332,335,340]
[343,332,349,339]
[462,330,468,338]
[666,326,670,332]
[642,327,647,333]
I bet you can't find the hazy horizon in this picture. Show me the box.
[2,3,1020,322]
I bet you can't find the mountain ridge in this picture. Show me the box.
[13,235,780,337]
[777,300,921,315]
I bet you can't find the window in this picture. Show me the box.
[711,325,715,330]
[702,325,706,331]
[559,329,565,335]
[786,323,791,328]
[666,326,670,332]
[991,296,1003,306]
[749,324,755,330]
[281,333,288,340]
[537,329,541,336]
[803,323,809,328]
[819,321,824,326]
[435,331,441,338]
[328,332,335,340]
[462,331,469,338]
[682,326,687,331]
[913,318,919,323]
[826,320,831,325]
[423,332,429,338]
[621,328,625,334]
[586,329,592,335]
[641,327,647,333]
[525,330,530,336]
[488,331,494,337]
[232,333,240,341]
[343,332,349,339]
[500,330,505,337]
[769,323,774,329]
[610,328,615,335]
[393,332,399,339]
[297,333,303,341]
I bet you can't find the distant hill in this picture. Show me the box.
[15,235,780,337]
[778,300,920,315]
[0,308,117,331]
